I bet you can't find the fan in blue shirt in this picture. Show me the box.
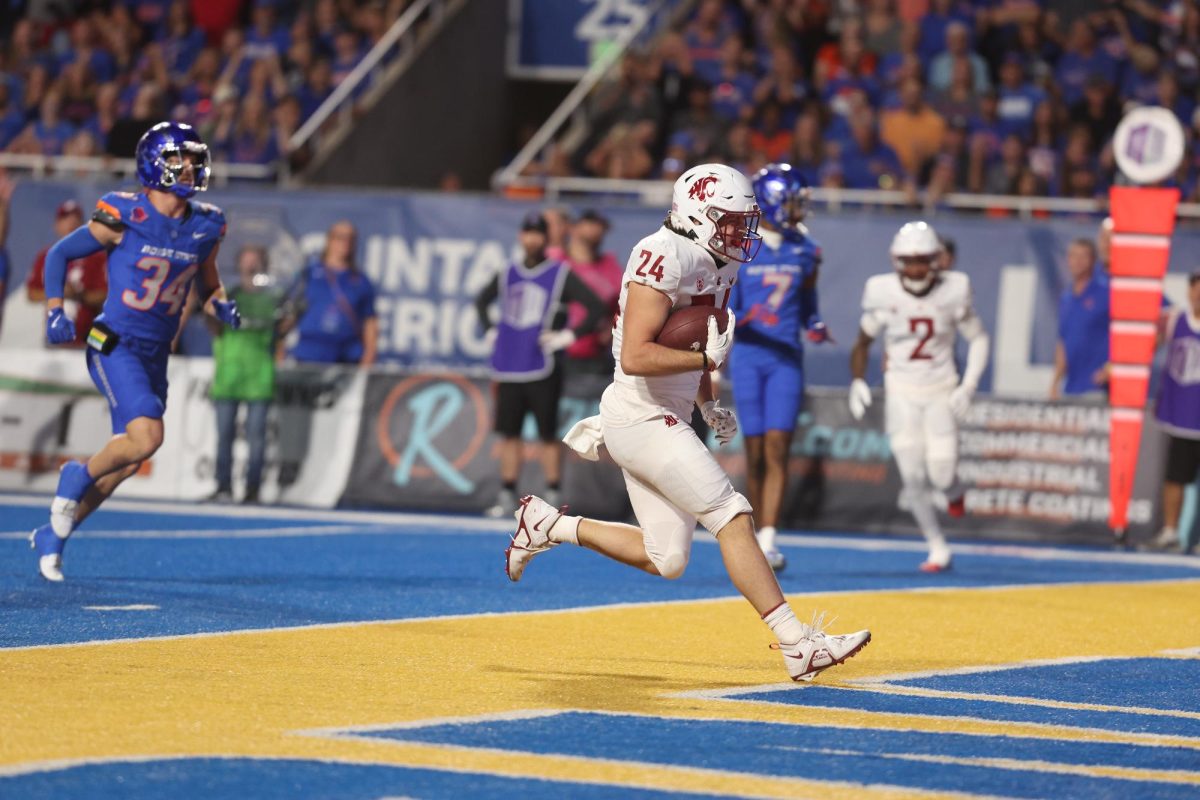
[1051,238,1109,398]
[728,163,830,573]
[29,122,241,582]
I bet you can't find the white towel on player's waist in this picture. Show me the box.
[563,414,604,461]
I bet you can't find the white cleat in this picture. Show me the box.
[772,615,871,682]
[920,547,953,573]
[29,525,66,582]
[484,488,517,519]
[757,527,786,573]
[505,494,563,582]
[762,547,787,573]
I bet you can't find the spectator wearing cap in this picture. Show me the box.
[1049,238,1108,399]
[474,212,606,517]
[881,76,946,177]
[996,54,1045,141]
[288,220,378,366]
[245,0,291,61]
[1148,270,1200,553]
[560,210,623,375]
[24,199,107,347]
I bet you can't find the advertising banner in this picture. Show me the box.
[0,349,361,507]
[4,179,1200,396]
[739,390,1163,543]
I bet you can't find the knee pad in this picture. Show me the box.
[927,458,957,492]
[892,446,928,489]
[656,551,689,580]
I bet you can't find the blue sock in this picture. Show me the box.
[56,461,96,501]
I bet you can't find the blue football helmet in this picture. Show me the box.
[752,163,810,237]
[135,121,210,198]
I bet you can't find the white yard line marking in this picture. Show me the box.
[82,605,159,612]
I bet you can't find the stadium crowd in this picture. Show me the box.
[0,0,412,168]
[540,0,1200,203]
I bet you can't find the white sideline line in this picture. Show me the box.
[0,493,513,531]
[1,491,1197,569]
[3,577,1196,654]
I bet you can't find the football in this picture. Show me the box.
[656,306,729,351]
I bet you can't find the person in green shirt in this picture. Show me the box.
[210,246,287,503]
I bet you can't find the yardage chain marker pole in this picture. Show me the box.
[1107,106,1185,542]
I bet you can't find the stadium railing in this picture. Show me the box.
[286,0,464,176]
[0,153,276,184]
[502,176,1200,222]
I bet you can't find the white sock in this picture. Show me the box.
[757,525,777,551]
[763,602,807,645]
[908,486,948,553]
[549,514,581,545]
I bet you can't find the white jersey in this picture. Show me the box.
[860,271,977,389]
[605,226,740,423]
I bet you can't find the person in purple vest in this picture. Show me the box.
[474,211,606,517]
[1150,270,1200,553]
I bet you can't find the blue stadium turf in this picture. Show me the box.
[891,658,1200,712]
[365,711,1200,800]
[739,671,1200,737]
[2,499,1199,648]
[0,758,728,800]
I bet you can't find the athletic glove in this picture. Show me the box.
[538,329,576,353]
[46,307,76,345]
[848,378,872,420]
[805,321,832,344]
[213,299,241,330]
[700,400,738,446]
[948,382,975,420]
[705,310,735,370]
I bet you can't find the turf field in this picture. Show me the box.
[1,494,1198,799]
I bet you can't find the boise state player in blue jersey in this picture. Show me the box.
[728,164,830,573]
[30,122,241,582]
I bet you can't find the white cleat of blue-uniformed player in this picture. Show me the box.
[30,524,66,582]
[505,494,563,582]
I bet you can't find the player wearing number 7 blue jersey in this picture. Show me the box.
[727,164,829,573]
[30,122,241,582]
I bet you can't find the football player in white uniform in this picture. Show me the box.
[504,163,871,682]
[848,221,989,572]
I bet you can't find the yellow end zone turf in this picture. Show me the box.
[2,579,1198,798]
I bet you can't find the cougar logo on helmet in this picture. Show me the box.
[670,163,763,264]
[688,176,718,201]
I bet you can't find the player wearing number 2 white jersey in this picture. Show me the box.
[848,221,989,572]
[502,163,871,684]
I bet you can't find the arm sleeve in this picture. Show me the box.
[474,275,499,331]
[0,249,9,284]
[956,285,989,389]
[44,226,104,301]
[561,271,607,337]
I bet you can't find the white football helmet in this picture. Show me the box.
[670,163,763,263]
[890,221,941,294]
